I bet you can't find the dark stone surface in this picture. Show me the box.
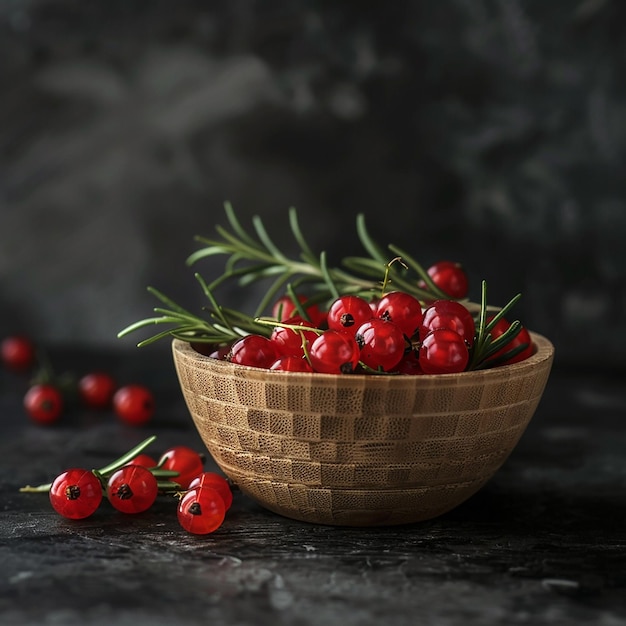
[1,345,625,625]
[1,0,626,369]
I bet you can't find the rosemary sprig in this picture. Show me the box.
[188,203,449,307]
[467,281,526,370]
[117,276,272,347]
[19,436,181,493]
[118,204,446,347]
[118,203,528,372]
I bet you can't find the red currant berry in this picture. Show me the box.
[272,294,326,327]
[106,464,158,514]
[308,330,360,374]
[270,317,318,358]
[355,319,406,372]
[421,300,475,346]
[49,468,103,520]
[78,372,117,408]
[487,317,534,365]
[158,445,205,489]
[423,261,469,299]
[1,335,36,371]
[190,342,220,357]
[228,335,278,369]
[326,295,373,336]
[24,384,63,425]
[112,384,155,427]
[392,350,424,375]
[126,453,157,469]
[419,328,469,374]
[188,472,233,510]
[376,291,423,337]
[269,356,314,372]
[177,486,226,535]
[208,345,231,360]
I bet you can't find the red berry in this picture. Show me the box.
[308,330,360,374]
[78,372,117,408]
[487,317,534,365]
[392,350,424,375]
[106,465,158,514]
[1,335,36,371]
[112,384,155,426]
[421,300,475,347]
[158,445,205,489]
[419,328,469,374]
[270,317,318,358]
[190,342,219,357]
[272,294,326,327]
[49,468,103,519]
[208,345,231,360]
[423,261,469,299]
[126,453,157,469]
[376,291,423,337]
[24,384,63,425]
[228,335,278,369]
[269,356,314,372]
[177,486,226,534]
[326,295,373,336]
[188,472,233,510]
[355,319,406,372]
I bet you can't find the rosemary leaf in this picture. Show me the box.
[289,206,317,265]
[224,201,259,248]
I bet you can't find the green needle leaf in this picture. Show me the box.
[118,203,525,372]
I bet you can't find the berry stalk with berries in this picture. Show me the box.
[19,436,233,535]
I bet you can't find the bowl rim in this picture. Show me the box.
[172,331,554,385]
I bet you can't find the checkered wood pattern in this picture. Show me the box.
[173,334,554,526]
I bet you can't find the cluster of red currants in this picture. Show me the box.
[1,335,155,426]
[34,440,233,535]
[198,261,533,375]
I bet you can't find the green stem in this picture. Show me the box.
[96,436,157,475]
[19,435,159,493]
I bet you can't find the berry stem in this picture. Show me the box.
[19,435,162,493]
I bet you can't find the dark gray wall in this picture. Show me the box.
[2,1,625,368]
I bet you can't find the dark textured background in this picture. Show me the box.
[2,0,625,368]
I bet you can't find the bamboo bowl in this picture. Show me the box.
[172,333,554,526]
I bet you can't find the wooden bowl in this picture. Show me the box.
[172,333,554,526]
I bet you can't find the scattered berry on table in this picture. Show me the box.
[113,384,155,427]
[1,335,36,372]
[106,464,158,514]
[23,384,64,425]
[177,485,226,534]
[49,468,103,519]
[126,453,158,468]
[188,471,233,511]
[78,372,117,408]
[158,445,205,489]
